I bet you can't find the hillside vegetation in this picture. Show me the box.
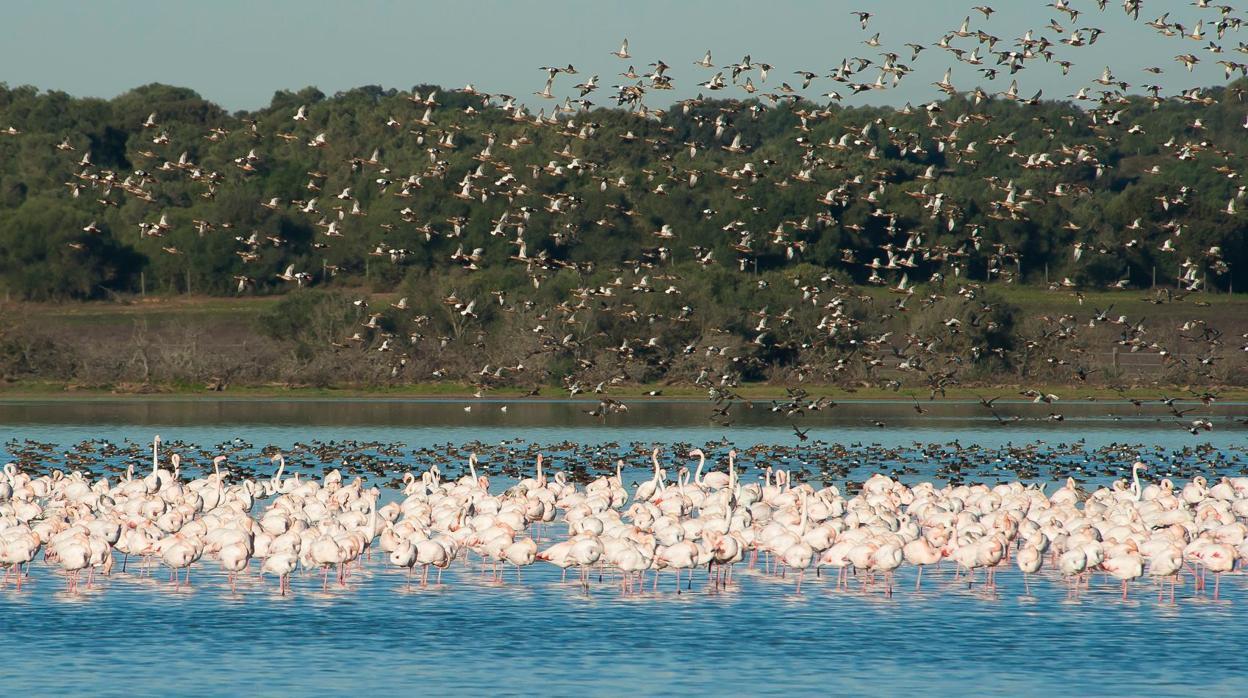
[0,77,1244,395]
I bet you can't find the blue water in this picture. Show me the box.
[2,399,1247,697]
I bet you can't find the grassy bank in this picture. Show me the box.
[4,285,1246,398]
[1,380,1245,402]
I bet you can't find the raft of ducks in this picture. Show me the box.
[2,437,1247,602]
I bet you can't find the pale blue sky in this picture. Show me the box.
[0,0,1233,112]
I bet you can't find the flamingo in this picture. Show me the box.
[389,540,418,587]
[220,541,251,594]
[56,541,92,593]
[780,491,815,593]
[570,535,605,592]
[634,449,663,502]
[1059,548,1088,595]
[1203,543,1235,600]
[501,538,537,582]
[1103,552,1144,600]
[310,535,346,590]
[1016,544,1043,595]
[415,539,450,586]
[903,536,942,590]
[161,535,200,589]
[262,552,298,595]
[1147,547,1183,603]
[871,543,904,598]
[0,527,39,591]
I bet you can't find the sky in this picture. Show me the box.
[0,0,1236,113]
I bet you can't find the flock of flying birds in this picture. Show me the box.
[5,1,1248,414]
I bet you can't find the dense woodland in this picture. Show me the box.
[0,81,1244,299]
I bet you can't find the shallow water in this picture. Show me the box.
[2,399,1247,697]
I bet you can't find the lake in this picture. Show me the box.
[1,398,1246,697]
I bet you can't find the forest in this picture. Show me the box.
[0,80,1243,301]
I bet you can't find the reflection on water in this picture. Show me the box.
[3,543,1246,697]
[2,398,1245,452]
[1,399,1246,697]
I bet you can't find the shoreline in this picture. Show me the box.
[1,381,1245,403]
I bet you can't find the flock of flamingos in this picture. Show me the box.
[1,435,1245,603]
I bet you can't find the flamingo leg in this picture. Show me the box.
[916,565,923,591]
